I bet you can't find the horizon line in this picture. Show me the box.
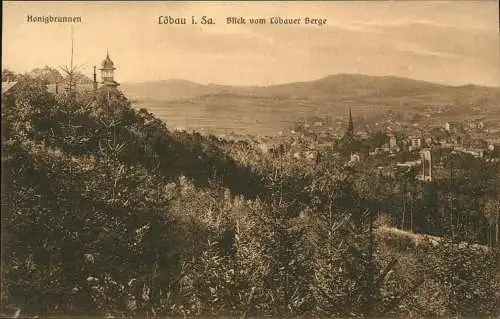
[119,73,500,89]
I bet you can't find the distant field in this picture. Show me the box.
[131,97,402,136]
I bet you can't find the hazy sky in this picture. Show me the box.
[2,1,499,86]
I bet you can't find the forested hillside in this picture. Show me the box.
[1,77,499,317]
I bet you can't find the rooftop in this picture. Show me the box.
[1,81,18,94]
[100,52,115,70]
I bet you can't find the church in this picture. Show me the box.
[337,107,361,156]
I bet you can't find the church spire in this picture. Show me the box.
[347,107,354,134]
[338,107,356,155]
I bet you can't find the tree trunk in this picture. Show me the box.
[410,193,413,232]
[363,211,375,317]
[402,191,406,229]
[496,207,499,247]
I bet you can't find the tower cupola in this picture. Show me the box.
[99,50,119,87]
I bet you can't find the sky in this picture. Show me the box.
[2,1,499,87]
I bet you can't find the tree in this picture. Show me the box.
[2,68,17,82]
[27,66,63,84]
[417,239,499,317]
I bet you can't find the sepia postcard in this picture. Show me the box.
[1,1,500,318]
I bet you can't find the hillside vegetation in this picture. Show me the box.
[2,77,499,317]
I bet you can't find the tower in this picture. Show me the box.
[389,135,397,149]
[99,50,119,88]
[347,107,354,137]
[93,66,98,90]
[420,149,432,181]
[342,107,355,143]
[339,107,357,156]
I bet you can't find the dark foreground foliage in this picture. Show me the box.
[1,79,499,317]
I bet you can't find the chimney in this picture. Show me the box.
[93,66,97,90]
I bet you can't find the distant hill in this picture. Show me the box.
[121,74,447,102]
[121,74,500,136]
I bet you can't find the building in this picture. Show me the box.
[412,137,422,148]
[455,147,485,158]
[1,81,18,105]
[409,137,422,151]
[350,152,360,163]
[1,81,18,95]
[388,134,397,149]
[358,131,370,140]
[347,152,361,166]
[418,149,432,182]
[338,107,359,155]
[99,50,120,89]
[465,119,485,130]
[396,159,421,168]
[345,107,354,141]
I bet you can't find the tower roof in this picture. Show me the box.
[100,51,115,70]
[338,107,356,154]
[348,107,354,133]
